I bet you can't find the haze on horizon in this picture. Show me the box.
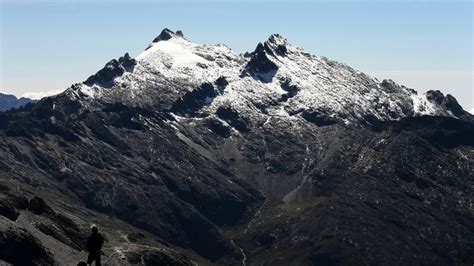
[1,0,472,112]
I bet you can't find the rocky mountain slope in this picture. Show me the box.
[0,29,473,265]
[0,93,36,112]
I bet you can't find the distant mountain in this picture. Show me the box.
[0,29,472,265]
[0,93,36,112]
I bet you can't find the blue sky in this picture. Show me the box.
[1,0,473,110]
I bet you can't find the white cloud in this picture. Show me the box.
[21,89,65,100]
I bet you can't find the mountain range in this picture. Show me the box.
[0,93,36,112]
[0,29,473,265]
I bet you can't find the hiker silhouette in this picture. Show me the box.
[86,224,104,266]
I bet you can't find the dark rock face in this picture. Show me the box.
[118,53,136,70]
[152,28,181,43]
[0,188,29,221]
[124,248,192,266]
[214,76,229,92]
[28,196,52,215]
[0,202,18,221]
[279,79,299,102]
[0,191,87,252]
[266,34,288,56]
[216,105,250,132]
[0,227,54,265]
[274,44,287,56]
[301,109,339,126]
[170,82,217,116]
[205,117,231,138]
[244,43,279,82]
[176,30,184,38]
[425,90,469,118]
[426,90,445,104]
[381,79,403,93]
[444,94,465,116]
[33,206,87,251]
[84,53,136,87]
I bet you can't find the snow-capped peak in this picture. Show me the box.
[151,28,185,43]
[133,29,243,84]
[136,36,205,67]
[266,33,288,47]
[65,29,470,126]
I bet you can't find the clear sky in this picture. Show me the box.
[1,0,473,111]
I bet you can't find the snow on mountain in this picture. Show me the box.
[64,29,469,127]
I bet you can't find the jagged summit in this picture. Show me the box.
[83,52,136,88]
[265,33,288,56]
[267,33,287,45]
[242,34,290,81]
[244,42,279,81]
[152,28,185,43]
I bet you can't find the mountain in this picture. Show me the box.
[72,29,470,124]
[0,29,473,265]
[0,93,37,112]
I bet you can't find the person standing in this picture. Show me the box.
[86,224,104,266]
